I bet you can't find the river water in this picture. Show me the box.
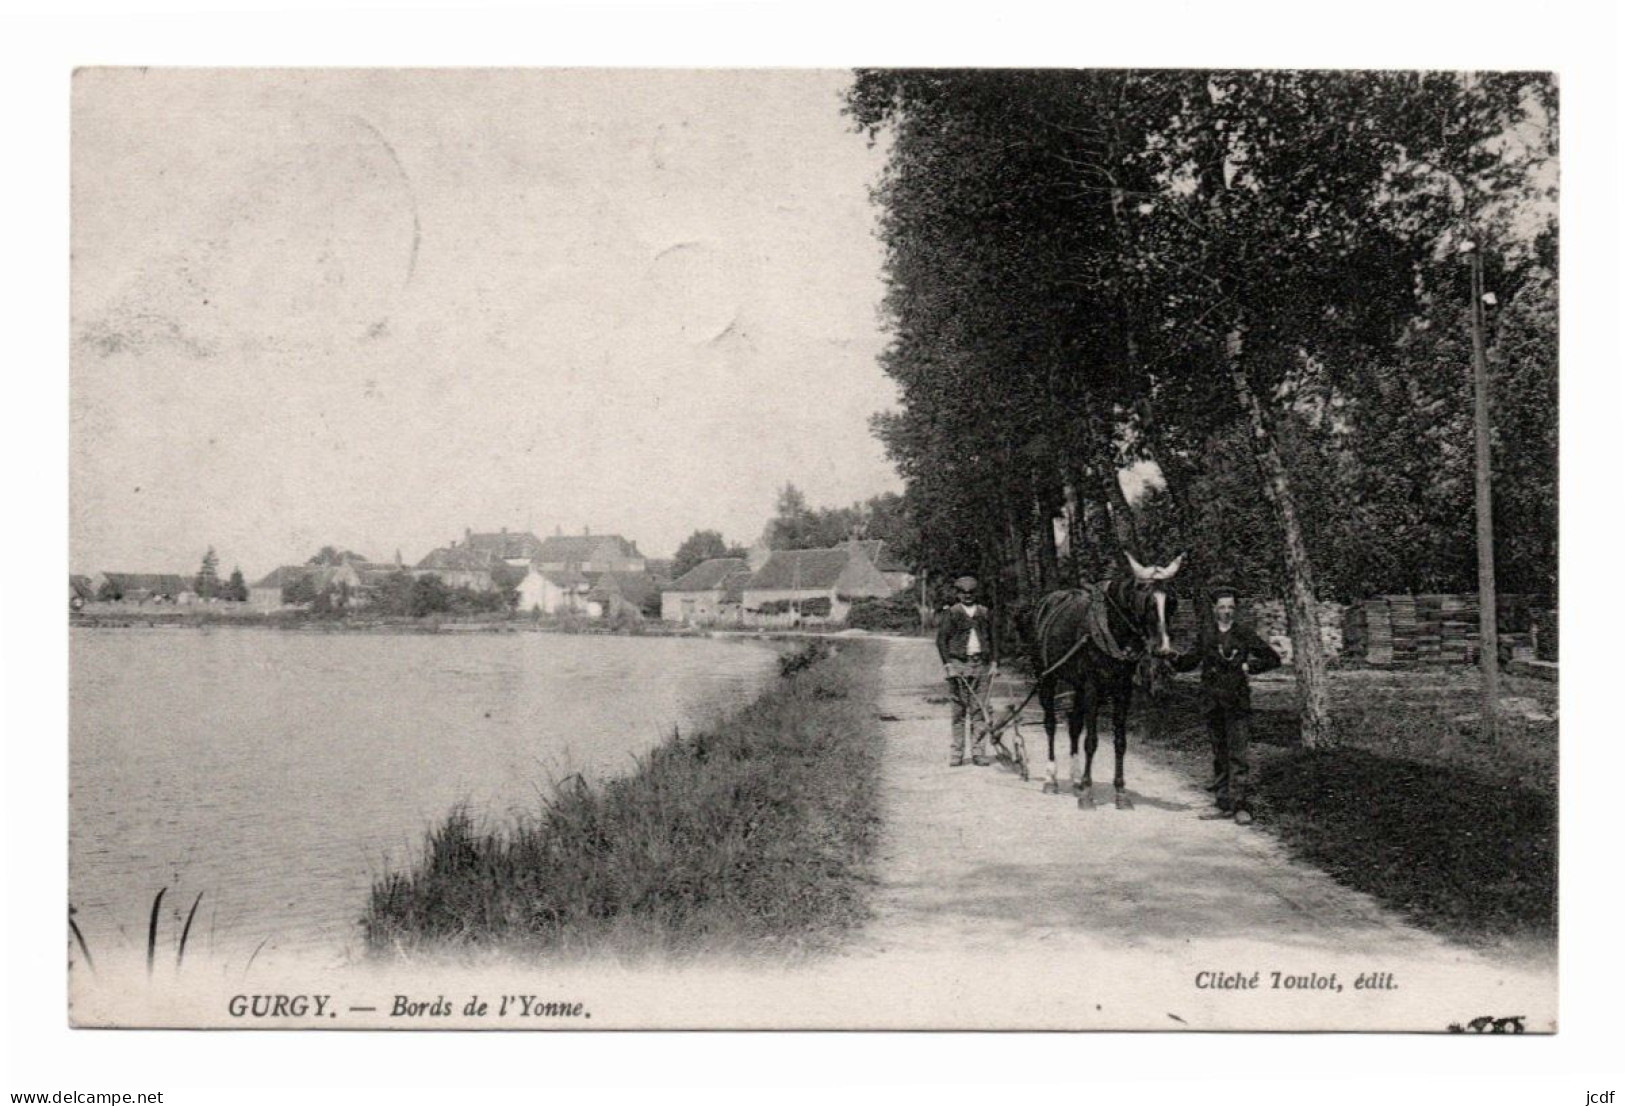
[69,628,777,967]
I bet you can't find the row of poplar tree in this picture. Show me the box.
[844,70,1557,745]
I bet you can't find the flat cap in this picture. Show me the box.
[953,575,979,592]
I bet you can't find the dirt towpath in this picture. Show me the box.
[822,636,1556,1031]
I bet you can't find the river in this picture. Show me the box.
[69,627,778,968]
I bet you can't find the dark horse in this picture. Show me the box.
[1031,554,1183,809]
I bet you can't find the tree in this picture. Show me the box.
[307,546,367,567]
[194,547,220,599]
[410,574,452,618]
[225,566,248,602]
[371,570,418,616]
[282,572,319,607]
[672,530,732,580]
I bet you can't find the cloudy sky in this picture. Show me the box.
[70,69,898,575]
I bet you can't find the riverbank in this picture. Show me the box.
[362,639,884,961]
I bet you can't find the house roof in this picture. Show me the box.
[669,557,750,592]
[745,548,857,591]
[858,539,910,573]
[101,572,192,595]
[538,568,590,589]
[464,530,544,560]
[588,571,657,608]
[535,533,641,563]
[416,545,496,572]
[251,565,369,592]
[252,566,307,589]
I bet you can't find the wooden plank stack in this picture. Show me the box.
[1388,595,1419,667]
[1439,593,1478,665]
[1412,594,1440,665]
[1365,599,1394,666]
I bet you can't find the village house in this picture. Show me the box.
[740,540,897,626]
[661,558,753,625]
[516,566,591,615]
[534,528,647,574]
[248,563,369,611]
[413,542,497,592]
[89,572,195,604]
[586,571,658,620]
[516,565,658,619]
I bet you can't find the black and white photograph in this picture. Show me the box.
[62,63,1563,1035]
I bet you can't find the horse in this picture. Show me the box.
[1031,553,1183,809]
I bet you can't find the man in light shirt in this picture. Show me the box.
[936,575,997,767]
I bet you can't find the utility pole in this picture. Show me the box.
[1464,239,1500,740]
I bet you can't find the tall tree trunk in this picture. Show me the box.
[1033,479,1060,594]
[1224,328,1334,748]
[1003,505,1031,603]
[1061,470,1092,585]
[1098,462,1140,560]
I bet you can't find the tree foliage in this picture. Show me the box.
[846,69,1556,743]
[194,547,220,599]
[672,530,733,580]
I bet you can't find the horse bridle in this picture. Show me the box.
[1102,580,1161,657]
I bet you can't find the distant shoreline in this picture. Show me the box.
[68,608,889,642]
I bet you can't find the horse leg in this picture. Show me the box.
[1113,685,1134,810]
[1079,680,1100,789]
[1072,687,1095,808]
[1040,677,1060,794]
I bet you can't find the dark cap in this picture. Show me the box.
[1209,585,1238,602]
[953,575,979,593]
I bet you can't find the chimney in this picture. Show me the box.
[465,527,472,544]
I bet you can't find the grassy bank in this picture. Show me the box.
[1138,667,1557,948]
[363,639,884,960]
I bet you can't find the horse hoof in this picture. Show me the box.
[1041,780,1058,795]
[1078,788,1096,809]
[1115,790,1134,810]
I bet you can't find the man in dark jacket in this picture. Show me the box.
[936,575,997,767]
[1170,586,1282,824]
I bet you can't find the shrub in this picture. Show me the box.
[846,593,920,633]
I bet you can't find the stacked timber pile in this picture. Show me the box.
[1388,595,1419,667]
[1439,593,1479,664]
[1414,594,1442,664]
[1364,599,1395,666]
[1344,592,1545,667]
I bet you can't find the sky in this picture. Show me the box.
[70,69,899,575]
